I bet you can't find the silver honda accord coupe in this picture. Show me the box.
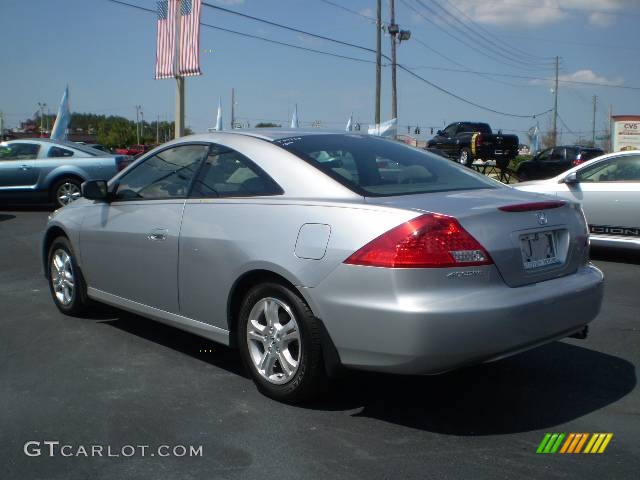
[43,130,604,402]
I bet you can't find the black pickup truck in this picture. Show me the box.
[426,122,519,168]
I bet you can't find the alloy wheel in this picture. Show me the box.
[246,297,301,385]
[57,182,81,206]
[51,249,75,306]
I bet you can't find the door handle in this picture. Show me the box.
[20,164,31,170]
[147,228,168,241]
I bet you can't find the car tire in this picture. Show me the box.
[51,177,82,208]
[238,282,327,403]
[47,236,91,316]
[458,148,472,167]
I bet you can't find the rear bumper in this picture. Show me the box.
[305,263,604,374]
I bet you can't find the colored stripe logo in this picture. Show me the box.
[536,433,613,454]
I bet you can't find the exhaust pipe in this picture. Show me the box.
[569,325,589,340]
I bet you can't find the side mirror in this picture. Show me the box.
[81,180,109,201]
[563,172,579,184]
[436,130,444,136]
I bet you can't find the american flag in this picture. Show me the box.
[177,0,202,76]
[155,0,178,79]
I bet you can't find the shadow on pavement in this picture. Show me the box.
[0,214,16,222]
[97,310,248,378]
[0,205,54,212]
[591,246,640,265]
[94,306,635,435]
[307,341,636,435]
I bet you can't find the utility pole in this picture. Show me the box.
[174,6,185,139]
[231,88,235,129]
[156,114,160,144]
[37,102,47,138]
[135,105,141,144]
[552,56,559,147]
[390,0,397,121]
[608,103,613,152]
[140,109,145,140]
[591,95,597,146]
[0,111,4,140]
[375,0,381,125]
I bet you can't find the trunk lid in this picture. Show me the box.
[366,187,589,287]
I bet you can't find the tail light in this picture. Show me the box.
[115,155,132,172]
[499,201,565,212]
[572,158,585,166]
[344,213,492,268]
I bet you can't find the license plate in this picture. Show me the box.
[520,231,560,270]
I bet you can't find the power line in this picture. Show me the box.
[104,0,376,64]
[317,0,378,23]
[395,64,553,118]
[201,1,380,57]
[403,0,550,71]
[410,38,537,88]
[104,0,551,119]
[405,63,640,90]
[428,0,553,66]
[436,0,549,61]
[464,0,640,17]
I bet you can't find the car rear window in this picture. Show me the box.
[273,134,498,196]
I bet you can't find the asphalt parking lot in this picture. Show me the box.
[1,208,638,479]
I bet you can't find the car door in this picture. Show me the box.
[557,154,640,236]
[80,143,209,313]
[0,142,41,189]
[178,143,284,329]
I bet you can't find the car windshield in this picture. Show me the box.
[273,134,498,196]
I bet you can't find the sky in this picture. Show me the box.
[1,0,639,145]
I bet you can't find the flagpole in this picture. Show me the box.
[174,1,185,139]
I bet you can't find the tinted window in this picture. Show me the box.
[0,143,40,160]
[578,149,603,161]
[579,155,640,182]
[274,134,498,197]
[536,148,551,162]
[443,124,457,137]
[115,144,207,200]
[549,147,565,161]
[190,145,282,198]
[460,123,491,135]
[48,146,74,158]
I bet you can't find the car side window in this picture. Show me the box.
[443,124,457,137]
[190,145,282,198]
[549,147,565,161]
[0,143,40,160]
[48,146,74,158]
[536,148,551,162]
[579,155,640,182]
[114,144,208,200]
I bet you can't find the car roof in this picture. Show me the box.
[185,129,361,142]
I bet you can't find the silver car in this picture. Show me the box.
[0,139,130,208]
[42,131,604,402]
[515,150,640,250]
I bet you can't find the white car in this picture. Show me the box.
[515,150,640,249]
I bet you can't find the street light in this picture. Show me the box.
[37,102,47,137]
